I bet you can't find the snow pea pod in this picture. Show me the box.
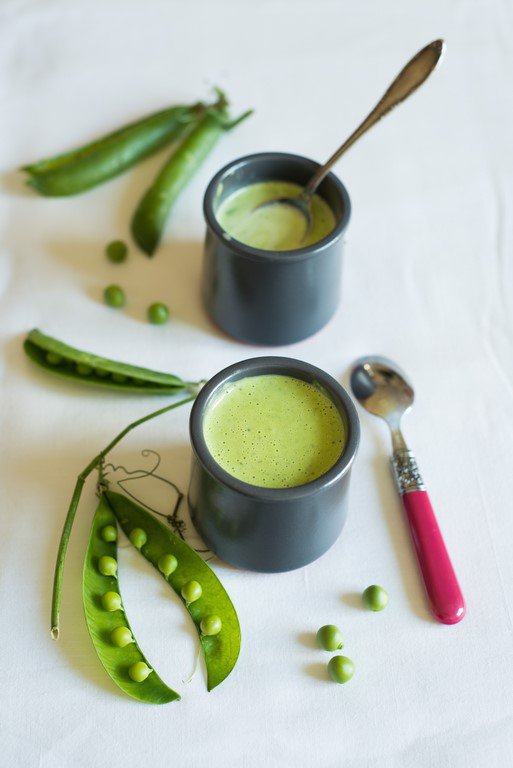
[24,328,196,394]
[83,494,180,704]
[104,490,241,691]
[22,103,204,196]
[131,101,253,255]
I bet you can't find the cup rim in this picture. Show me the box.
[189,356,360,501]
[203,152,351,262]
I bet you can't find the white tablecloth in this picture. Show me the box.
[2,1,513,766]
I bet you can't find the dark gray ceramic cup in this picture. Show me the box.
[202,152,351,346]
[188,357,360,572]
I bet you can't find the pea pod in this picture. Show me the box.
[104,490,241,691]
[131,98,253,255]
[83,495,180,704]
[24,329,197,394]
[21,103,205,196]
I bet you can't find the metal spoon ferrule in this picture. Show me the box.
[391,449,426,495]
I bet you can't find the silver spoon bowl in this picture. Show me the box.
[350,356,414,452]
[257,39,445,235]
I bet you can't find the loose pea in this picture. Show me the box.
[129,528,147,549]
[101,525,117,542]
[76,363,93,376]
[46,352,62,366]
[362,585,389,612]
[158,554,178,577]
[103,284,126,308]
[128,661,152,682]
[316,624,344,652]
[111,372,128,383]
[328,655,354,684]
[101,591,122,612]
[200,615,222,636]
[181,580,202,604]
[106,240,128,263]
[147,302,169,325]
[111,626,133,648]
[98,555,117,576]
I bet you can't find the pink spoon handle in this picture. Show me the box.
[402,490,465,624]
[392,450,465,624]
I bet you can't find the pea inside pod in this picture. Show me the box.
[104,490,241,692]
[83,495,180,704]
[24,328,197,394]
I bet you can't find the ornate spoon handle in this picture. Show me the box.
[304,39,445,199]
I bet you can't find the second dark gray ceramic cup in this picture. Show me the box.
[202,152,351,346]
[188,357,360,572]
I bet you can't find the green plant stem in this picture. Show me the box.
[50,394,196,639]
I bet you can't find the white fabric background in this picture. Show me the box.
[1,1,513,766]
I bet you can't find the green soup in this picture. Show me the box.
[216,180,336,251]
[203,374,346,489]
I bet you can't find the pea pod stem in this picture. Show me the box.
[51,394,195,639]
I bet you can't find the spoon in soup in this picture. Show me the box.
[258,39,445,235]
[350,355,465,625]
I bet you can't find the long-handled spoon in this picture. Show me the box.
[350,356,465,625]
[258,39,445,233]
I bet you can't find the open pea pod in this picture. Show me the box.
[104,490,241,691]
[83,494,180,704]
[24,329,195,394]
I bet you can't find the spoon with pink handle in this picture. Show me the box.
[350,356,465,624]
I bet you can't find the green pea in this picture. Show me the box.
[101,591,122,612]
[76,363,93,376]
[362,585,389,612]
[158,554,178,577]
[200,615,222,636]
[103,284,126,308]
[111,372,128,383]
[129,528,147,549]
[128,661,152,682]
[98,555,117,576]
[106,240,128,263]
[101,525,117,542]
[181,580,202,604]
[316,624,344,652]
[46,352,62,366]
[147,302,169,325]
[111,626,133,648]
[327,655,354,684]
[95,367,110,378]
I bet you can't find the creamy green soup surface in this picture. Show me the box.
[203,374,346,488]
[216,180,336,251]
